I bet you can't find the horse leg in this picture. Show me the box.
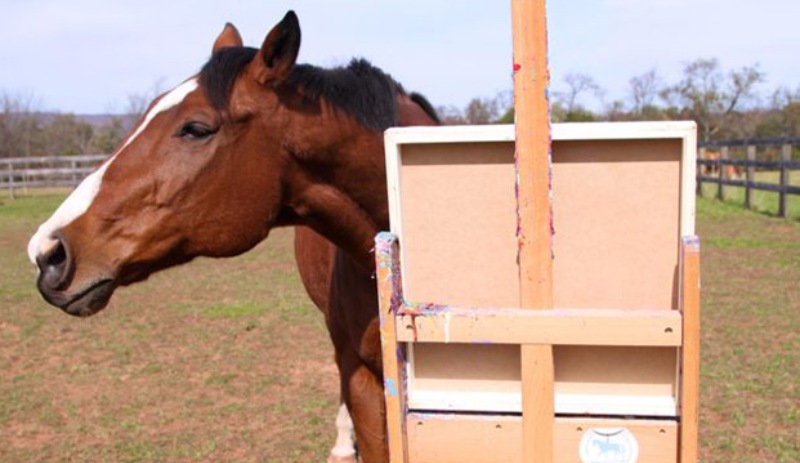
[294,230,386,461]
[293,228,358,461]
[328,402,358,463]
[338,346,388,463]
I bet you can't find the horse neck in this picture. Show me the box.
[280,91,438,269]
[284,120,388,270]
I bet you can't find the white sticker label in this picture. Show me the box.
[579,428,639,463]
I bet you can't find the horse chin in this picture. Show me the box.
[40,278,116,318]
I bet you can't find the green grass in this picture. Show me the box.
[0,189,337,463]
[200,302,267,319]
[699,170,800,219]
[1,189,798,462]
[696,195,800,462]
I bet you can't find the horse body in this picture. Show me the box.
[702,150,742,179]
[27,11,437,463]
[293,70,439,463]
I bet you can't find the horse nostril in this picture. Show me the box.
[37,238,72,291]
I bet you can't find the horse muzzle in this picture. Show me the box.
[34,236,116,317]
[37,277,116,317]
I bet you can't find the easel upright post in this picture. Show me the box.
[511,1,555,462]
[375,233,409,463]
[680,236,701,462]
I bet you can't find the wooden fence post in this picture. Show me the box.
[779,144,791,217]
[697,147,706,196]
[71,159,79,186]
[745,145,756,210]
[717,146,728,201]
[22,158,29,195]
[6,161,15,200]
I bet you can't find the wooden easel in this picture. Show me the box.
[376,1,700,462]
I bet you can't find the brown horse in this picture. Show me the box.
[27,11,438,463]
[702,150,742,179]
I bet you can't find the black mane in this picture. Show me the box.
[287,59,401,130]
[199,47,439,131]
[199,47,258,112]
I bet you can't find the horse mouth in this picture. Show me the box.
[38,278,116,317]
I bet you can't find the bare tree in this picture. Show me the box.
[493,89,514,122]
[771,86,800,136]
[91,116,127,153]
[436,105,466,125]
[41,114,94,156]
[464,98,499,125]
[0,91,42,158]
[556,73,603,113]
[603,99,628,122]
[663,58,764,142]
[629,69,663,116]
[754,86,800,138]
[126,78,166,121]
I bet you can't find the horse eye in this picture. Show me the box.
[179,122,216,140]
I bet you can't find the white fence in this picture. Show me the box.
[1,155,108,198]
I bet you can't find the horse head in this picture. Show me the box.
[27,11,350,316]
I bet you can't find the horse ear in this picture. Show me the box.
[213,23,243,54]
[252,11,301,85]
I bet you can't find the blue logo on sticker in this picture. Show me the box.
[579,428,639,463]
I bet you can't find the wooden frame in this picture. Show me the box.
[378,121,699,463]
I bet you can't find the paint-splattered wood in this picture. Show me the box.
[512,0,552,307]
[395,307,682,346]
[375,232,409,463]
[512,0,554,461]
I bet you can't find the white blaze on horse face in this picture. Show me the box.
[26,78,200,266]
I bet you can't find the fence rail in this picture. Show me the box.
[699,136,800,148]
[697,140,798,217]
[2,155,108,199]
[4,143,798,218]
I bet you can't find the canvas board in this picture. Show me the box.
[384,122,697,415]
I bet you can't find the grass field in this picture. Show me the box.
[1,190,799,462]
[699,170,800,219]
[1,191,338,462]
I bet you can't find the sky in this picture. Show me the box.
[0,0,798,114]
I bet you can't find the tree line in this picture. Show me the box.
[0,96,128,159]
[438,58,799,145]
[1,57,798,158]
[0,83,163,159]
